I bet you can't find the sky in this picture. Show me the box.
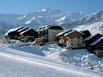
[0,0,103,14]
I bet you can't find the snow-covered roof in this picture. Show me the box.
[20,28,32,35]
[37,25,51,31]
[48,26,63,30]
[57,30,72,36]
[64,30,75,37]
[81,30,91,35]
[5,26,24,36]
[90,37,103,45]
[20,28,38,36]
[37,25,63,31]
[17,27,29,33]
[5,28,17,36]
[83,35,93,41]
[81,30,91,37]
[64,30,83,37]
[83,33,102,42]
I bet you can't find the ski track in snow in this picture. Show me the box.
[0,47,102,77]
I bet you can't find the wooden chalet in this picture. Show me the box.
[4,26,24,39]
[57,30,72,47]
[19,28,38,42]
[37,25,63,42]
[87,37,103,58]
[5,26,38,42]
[81,30,91,39]
[17,27,29,33]
[83,33,102,47]
[57,30,84,49]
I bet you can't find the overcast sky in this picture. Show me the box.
[0,0,103,14]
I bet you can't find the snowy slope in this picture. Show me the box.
[0,47,102,77]
[1,41,103,73]
[73,21,103,35]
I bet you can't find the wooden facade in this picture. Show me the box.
[37,25,63,42]
[19,28,38,42]
[5,27,38,42]
[5,26,24,39]
[57,30,84,49]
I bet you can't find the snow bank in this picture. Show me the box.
[2,40,45,56]
[44,45,103,73]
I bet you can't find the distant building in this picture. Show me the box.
[17,27,29,33]
[81,30,91,39]
[5,27,38,42]
[83,33,102,47]
[57,30,73,47]
[57,30,84,49]
[4,26,24,39]
[19,28,38,42]
[37,25,63,42]
[87,37,103,58]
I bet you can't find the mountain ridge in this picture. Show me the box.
[0,9,103,35]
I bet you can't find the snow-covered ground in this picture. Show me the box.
[1,9,103,77]
[0,47,103,77]
[0,40,103,74]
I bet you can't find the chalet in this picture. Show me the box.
[17,27,29,33]
[19,28,38,42]
[87,37,103,58]
[57,30,73,37]
[37,25,63,42]
[81,30,91,39]
[57,30,72,47]
[4,26,24,39]
[83,33,102,47]
[5,26,38,42]
[57,30,84,49]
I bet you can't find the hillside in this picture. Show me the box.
[0,9,103,37]
[74,21,103,35]
[0,9,85,35]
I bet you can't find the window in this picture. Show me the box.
[71,43,73,46]
[39,31,42,34]
[45,29,48,33]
